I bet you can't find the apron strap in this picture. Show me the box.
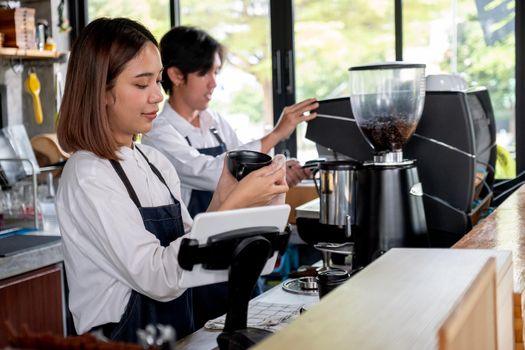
[184,127,226,148]
[109,159,142,208]
[209,127,225,145]
[135,146,179,204]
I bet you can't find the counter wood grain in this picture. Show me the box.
[453,184,525,347]
[254,249,509,350]
[454,185,525,294]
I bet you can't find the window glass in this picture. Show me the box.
[294,0,396,162]
[87,0,171,40]
[404,0,516,176]
[179,0,273,144]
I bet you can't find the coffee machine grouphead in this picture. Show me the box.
[349,62,429,268]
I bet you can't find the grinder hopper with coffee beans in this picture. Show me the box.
[348,62,430,268]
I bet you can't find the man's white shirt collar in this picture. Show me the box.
[161,102,215,137]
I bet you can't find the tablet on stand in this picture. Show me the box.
[178,204,291,350]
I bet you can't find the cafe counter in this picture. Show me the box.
[453,184,525,347]
[5,183,525,349]
[174,184,525,350]
[254,248,512,350]
[251,184,525,349]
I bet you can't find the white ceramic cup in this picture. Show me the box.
[425,74,468,92]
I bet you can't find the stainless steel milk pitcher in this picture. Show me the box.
[313,160,362,227]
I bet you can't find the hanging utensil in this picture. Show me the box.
[25,68,43,125]
[54,71,63,124]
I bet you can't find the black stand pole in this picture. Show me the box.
[217,236,274,350]
[178,225,291,350]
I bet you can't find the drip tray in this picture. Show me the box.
[282,277,319,296]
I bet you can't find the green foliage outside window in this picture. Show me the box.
[88,0,516,155]
[87,0,171,41]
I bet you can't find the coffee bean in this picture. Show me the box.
[359,115,418,152]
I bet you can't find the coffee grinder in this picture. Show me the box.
[349,62,429,268]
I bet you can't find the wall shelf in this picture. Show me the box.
[0,47,65,60]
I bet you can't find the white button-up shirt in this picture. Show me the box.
[56,145,193,334]
[142,103,260,206]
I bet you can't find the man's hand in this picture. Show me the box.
[260,98,319,153]
[286,159,311,187]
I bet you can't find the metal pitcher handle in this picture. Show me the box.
[345,214,352,238]
[312,168,321,197]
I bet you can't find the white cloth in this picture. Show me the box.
[142,103,261,206]
[56,144,193,334]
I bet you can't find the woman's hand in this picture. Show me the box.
[208,156,289,211]
[260,98,319,153]
[227,165,288,208]
[207,158,238,211]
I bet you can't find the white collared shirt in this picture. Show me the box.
[142,103,261,206]
[56,144,193,334]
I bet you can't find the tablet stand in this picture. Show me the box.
[178,225,291,350]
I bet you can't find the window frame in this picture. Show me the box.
[516,0,524,172]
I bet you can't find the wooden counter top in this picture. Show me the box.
[454,185,525,294]
[254,248,511,350]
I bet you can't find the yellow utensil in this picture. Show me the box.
[25,70,44,125]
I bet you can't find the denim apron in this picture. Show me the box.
[185,127,231,329]
[185,127,227,218]
[98,147,193,342]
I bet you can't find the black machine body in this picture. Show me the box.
[353,161,429,268]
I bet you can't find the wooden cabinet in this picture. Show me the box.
[0,263,65,347]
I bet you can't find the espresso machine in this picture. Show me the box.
[349,62,429,268]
